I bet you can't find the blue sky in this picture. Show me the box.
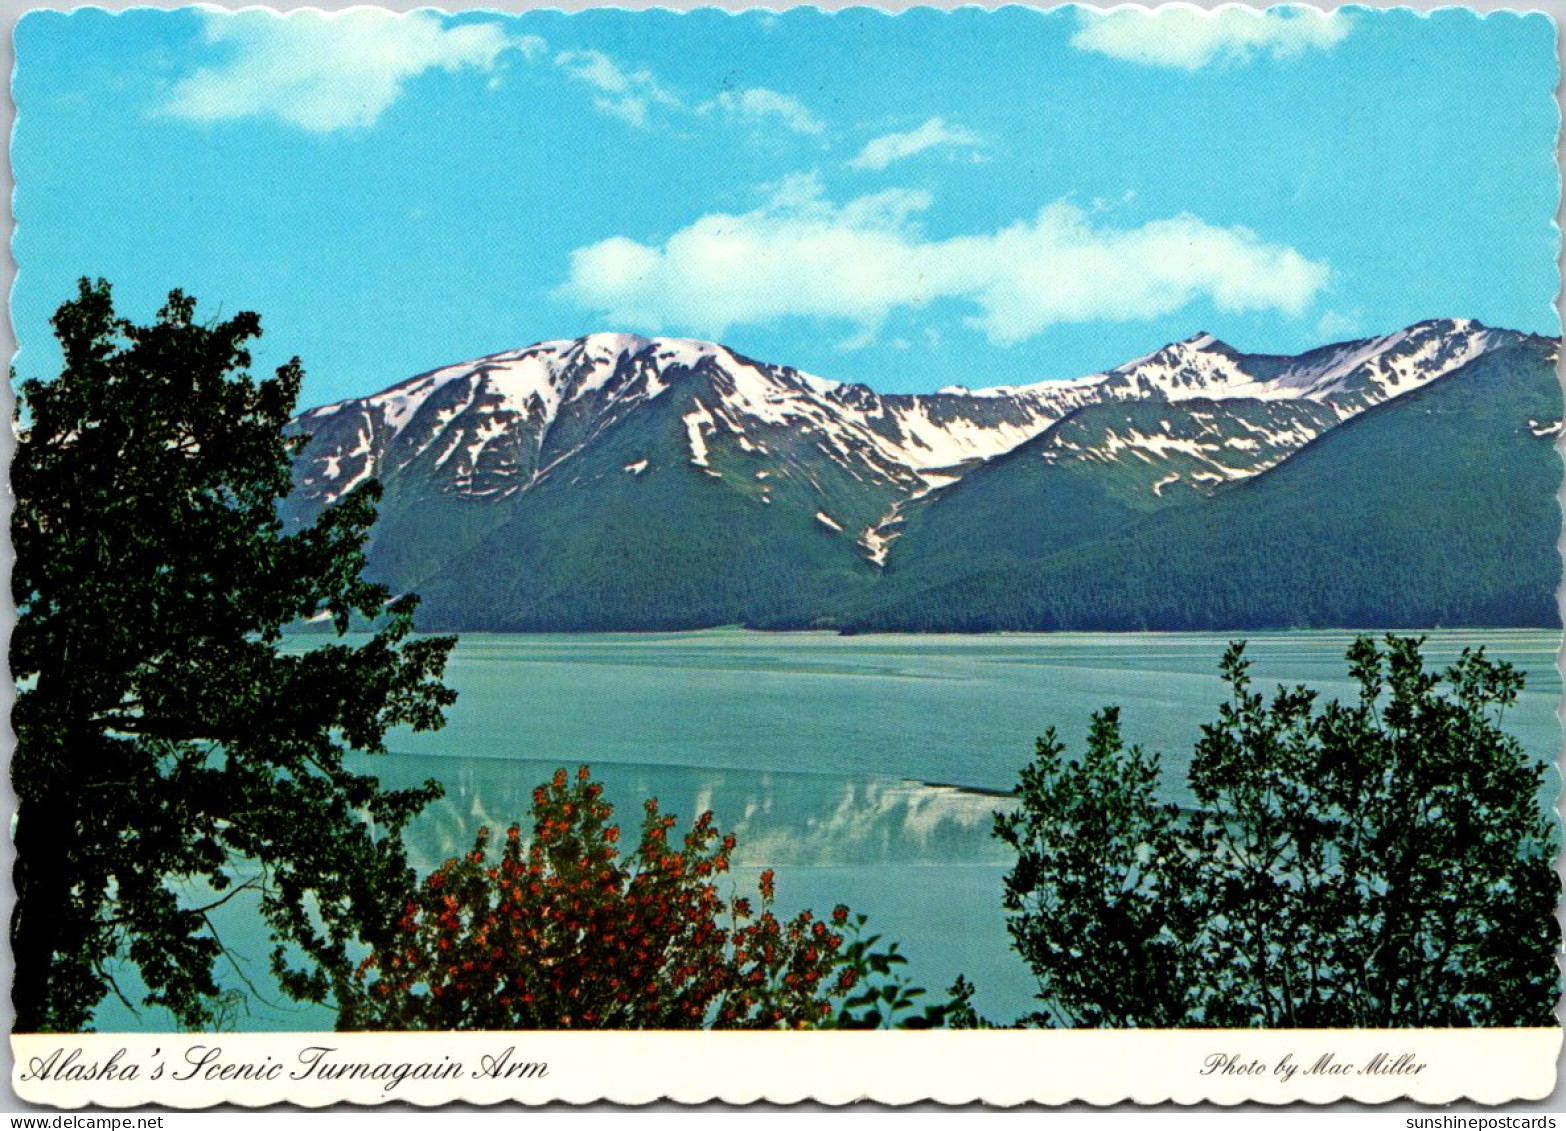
[12,5,1559,406]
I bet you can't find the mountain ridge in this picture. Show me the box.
[843,332,1561,632]
[282,319,1559,633]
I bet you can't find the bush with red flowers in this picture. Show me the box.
[339,766,943,1030]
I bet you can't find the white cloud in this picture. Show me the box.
[555,53,824,137]
[705,87,825,135]
[1071,6,1352,71]
[165,15,828,140]
[847,117,982,171]
[559,175,1329,346]
[162,10,535,132]
[959,204,1328,345]
[554,48,683,128]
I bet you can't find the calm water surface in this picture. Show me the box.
[96,629,1562,1031]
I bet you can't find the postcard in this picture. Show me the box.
[7,1,1562,1108]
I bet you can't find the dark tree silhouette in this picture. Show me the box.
[11,279,457,1031]
[996,636,1559,1028]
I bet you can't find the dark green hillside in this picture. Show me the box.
[406,388,883,631]
[879,396,1338,597]
[844,336,1562,632]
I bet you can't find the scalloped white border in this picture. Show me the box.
[10,1029,1563,1107]
[5,0,1564,1112]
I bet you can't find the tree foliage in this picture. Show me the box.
[11,279,457,1032]
[342,766,964,1030]
[993,708,1190,1027]
[996,636,1559,1028]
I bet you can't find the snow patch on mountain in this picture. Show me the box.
[860,521,896,566]
[684,401,715,468]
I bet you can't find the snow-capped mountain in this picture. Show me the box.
[849,331,1561,633]
[291,331,1088,511]
[292,319,1508,529]
[282,319,1552,632]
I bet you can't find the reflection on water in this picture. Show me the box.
[379,757,1014,872]
[91,629,1561,1031]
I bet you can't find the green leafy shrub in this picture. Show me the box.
[996,635,1560,1028]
